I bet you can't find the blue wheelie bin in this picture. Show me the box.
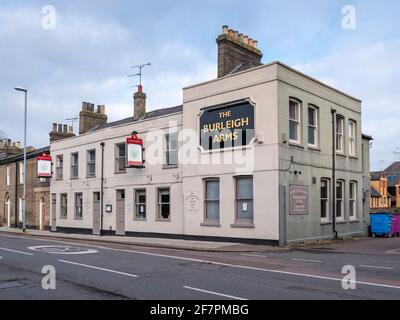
[370,213,393,238]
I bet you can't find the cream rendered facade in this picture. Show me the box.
[50,61,370,244]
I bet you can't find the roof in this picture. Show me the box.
[370,171,383,180]
[371,186,381,197]
[0,146,50,165]
[385,161,400,173]
[228,60,264,75]
[88,105,183,133]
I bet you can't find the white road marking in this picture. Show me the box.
[386,248,400,254]
[0,247,33,256]
[184,286,247,300]
[28,245,98,255]
[292,258,322,263]
[240,254,266,258]
[359,265,395,270]
[58,259,138,278]
[2,233,400,290]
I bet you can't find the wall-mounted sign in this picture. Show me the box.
[37,153,52,178]
[200,100,255,151]
[289,185,309,215]
[127,132,144,167]
[105,204,112,213]
[185,192,199,214]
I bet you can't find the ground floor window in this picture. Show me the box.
[205,179,220,222]
[349,181,357,220]
[157,188,170,220]
[336,181,344,221]
[75,193,83,219]
[135,189,146,219]
[236,176,254,223]
[320,179,329,222]
[60,193,67,218]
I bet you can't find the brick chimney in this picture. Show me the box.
[49,123,75,142]
[134,85,146,120]
[216,25,263,78]
[79,102,108,134]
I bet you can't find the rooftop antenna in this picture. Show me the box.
[66,115,78,128]
[128,63,151,87]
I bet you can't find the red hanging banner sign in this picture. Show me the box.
[126,132,144,167]
[37,153,52,177]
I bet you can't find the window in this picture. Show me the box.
[6,165,10,186]
[74,193,83,219]
[87,149,96,177]
[19,197,23,222]
[115,143,126,172]
[320,179,330,222]
[60,194,68,218]
[135,189,146,219]
[116,189,125,200]
[157,188,170,220]
[349,181,357,220]
[205,179,220,222]
[71,153,79,179]
[56,155,63,180]
[164,133,178,166]
[19,162,24,184]
[308,106,318,147]
[348,120,356,156]
[236,176,254,223]
[336,181,344,221]
[289,99,301,143]
[336,116,344,153]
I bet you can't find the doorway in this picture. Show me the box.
[93,192,101,235]
[39,197,45,230]
[116,189,125,236]
[5,197,11,227]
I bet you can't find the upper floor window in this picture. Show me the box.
[348,120,356,156]
[289,99,301,144]
[307,106,319,147]
[56,155,63,180]
[336,116,344,153]
[87,149,96,177]
[19,162,24,184]
[71,152,79,179]
[5,165,10,186]
[115,143,126,173]
[164,133,178,166]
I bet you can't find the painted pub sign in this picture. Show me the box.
[126,132,144,168]
[200,100,255,151]
[37,153,52,178]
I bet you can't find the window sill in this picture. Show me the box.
[201,221,221,228]
[336,152,347,158]
[231,222,255,229]
[336,220,347,224]
[59,216,67,220]
[86,175,96,179]
[162,164,178,170]
[114,170,127,175]
[288,142,304,149]
[74,217,83,221]
[349,219,359,223]
[307,146,321,152]
[320,221,332,225]
[70,177,79,180]
[155,218,171,222]
[55,178,63,181]
[349,155,358,160]
[134,218,147,221]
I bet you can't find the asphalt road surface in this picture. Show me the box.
[0,232,399,300]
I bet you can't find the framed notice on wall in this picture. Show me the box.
[289,185,309,215]
[37,153,52,178]
[126,132,144,168]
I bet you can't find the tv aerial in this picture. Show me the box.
[128,63,151,87]
[66,115,78,128]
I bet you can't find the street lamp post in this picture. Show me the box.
[14,87,27,232]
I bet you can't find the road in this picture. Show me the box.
[0,232,399,300]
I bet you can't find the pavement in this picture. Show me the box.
[0,230,399,300]
[0,227,285,252]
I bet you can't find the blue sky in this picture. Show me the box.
[0,0,399,170]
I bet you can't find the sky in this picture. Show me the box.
[0,0,399,170]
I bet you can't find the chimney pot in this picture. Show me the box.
[52,123,57,131]
[233,30,239,39]
[248,38,253,47]
[82,102,87,111]
[58,124,63,132]
[63,124,68,133]
[228,29,234,37]
[222,25,228,34]
[243,35,249,44]
[253,40,258,48]
[69,126,73,133]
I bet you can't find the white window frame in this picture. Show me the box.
[56,155,63,180]
[19,162,24,185]
[86,149,96,177]
[348,120,356,156]
[336,180,345,221]
[60,193,68,219]
[336,116,344,154]
[307,105,319,148]
[349,181,357,220]
[204,179,220,222]
[74,192,83,219]
[157,188,170,220]
[135,189,146,220]
[164,132,178,166]
[6,165,10,186]
[70,152,79,179]
[289,99,301,144]
[320,179,330,223]
[115,142,126,173]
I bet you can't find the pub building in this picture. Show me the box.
[49,26,372,244]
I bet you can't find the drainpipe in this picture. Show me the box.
[100,142,105,236]
[331,109,338,238]
[14,162,18,227]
